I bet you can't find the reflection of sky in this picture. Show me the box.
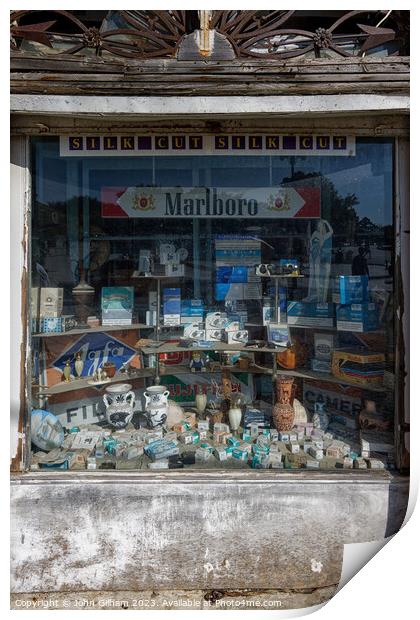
[34,137,393,226]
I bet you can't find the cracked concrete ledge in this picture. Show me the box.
[11,586,338,611]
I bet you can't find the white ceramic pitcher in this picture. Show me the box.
[103,383,135,429]
[143,385,170,428]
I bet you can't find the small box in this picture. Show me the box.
[101,287,134,324]
[354,457,368,469]
[333,275,369,305]
[216,266,248,283]
[149,291,158,310]
[197,420,209,431]
[39,317,63,334]
[270,429,279,442]
[31,287,64,318]
[195,448,211,462]
[148,460,169,470]
[232,448,248,461]
[223,330,248,345]
[310,358,332,374]
[267,323,289,347]
[306,458,320,469]
[163,288,181,326]
[332,349,385,386]
[287,302,335,328]
[225,318,242,332]
[227,437,241,448]
[214,447,229,461]
[205,329,224,341]
[314,333,336,360]
[146,310,157,326]
[183,322,205,338]
[165,263,185,277]
[288,442,300,454]
[308,446,323,460]
[336,303,379,333]
[205,312,228,329]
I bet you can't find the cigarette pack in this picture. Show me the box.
[314,333,337,360]
[270,429,279,442]
[223,330,248,345]
[198,420,210,431]
[148,460,169,470]
[31,287,64,318]
[333,275,369,305]
[354,457,368,469]
[214,447,229,461]
[287,302,335,328]
[308,446,323,460]
[205,312,228,330]
[195,448,212,462]
[163,288,181,326]
[336,303,379,333]
[288,442,300,454]
[232,448,248,461]
[227,437,241,448]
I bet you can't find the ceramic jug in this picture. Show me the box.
[144,385,170,428]
[103,383,135,429]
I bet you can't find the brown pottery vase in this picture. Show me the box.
[272,376,295,431]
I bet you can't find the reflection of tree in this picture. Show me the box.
[282,171,359,241]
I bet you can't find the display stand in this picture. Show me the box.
[259,274,305,322]
[132,272,184,383]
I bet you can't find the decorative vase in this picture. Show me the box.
[312,402,329,431]
[143,385,170,428]
[195,387,207,417]
[293,398,308,425]
[72,276,95,325]
[103,383,135,429]
[228,406,242,431]
[272,376,295,431]
[74,352,84,378]
[63,360,72,383]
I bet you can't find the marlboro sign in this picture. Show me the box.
[101,186,321,219]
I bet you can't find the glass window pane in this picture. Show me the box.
[29,136,395,473]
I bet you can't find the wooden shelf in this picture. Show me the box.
[34,368,155,397]
[275,368,387,393]
[158,364,273,376]
[139,341,278,355]
[32,323,151,338]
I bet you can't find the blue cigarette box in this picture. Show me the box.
[336,303,379,332]
[216,266,248,283]
[163,288,181,326]
[287,302,335,327]
[333,275,369,304]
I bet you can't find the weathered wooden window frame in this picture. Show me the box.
[10,110,409,476]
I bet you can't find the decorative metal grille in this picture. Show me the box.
[10,10,409,60]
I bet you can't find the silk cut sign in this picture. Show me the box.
[101,186,321,219]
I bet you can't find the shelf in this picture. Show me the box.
[139,341,278,355]
[259,274,305,279]
[31,323,151,339]
[157,364,273,377]
[275,368,387,393]
[34,369,155,397]
[131,272,184,280]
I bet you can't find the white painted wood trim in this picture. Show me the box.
[10,94,409,117]
[10,136,30,466]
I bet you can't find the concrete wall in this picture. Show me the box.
[11,471,409,596]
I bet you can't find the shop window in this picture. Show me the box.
[29,135,395,472]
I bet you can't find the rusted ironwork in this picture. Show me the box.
[10,10,408,60]
[209,10,406,58]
